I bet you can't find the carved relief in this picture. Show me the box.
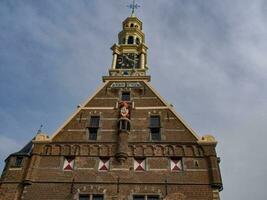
[155,145,164,156]
[175,145,184,156]
[63,145,71,156]
[39,143,202,158]
[54,144,62,155]
[73,145,81,156]
[128,145,136,156]
[144,145,154,156]
[184,146,194,156]
[135,145,144,156]
[166,145,175,156]
[43,145,52,155]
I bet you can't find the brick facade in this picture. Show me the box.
[0,13,223,200]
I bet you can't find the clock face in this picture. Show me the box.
[116,53,140,69]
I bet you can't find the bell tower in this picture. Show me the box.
[109,13,148,77]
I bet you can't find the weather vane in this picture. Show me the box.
[127,0,140,16]
[37,124,43,134]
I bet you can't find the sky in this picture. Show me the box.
[0,0,267,199]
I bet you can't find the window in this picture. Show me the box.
[89,128,98,140]
[79,194,89,200]
[128,36,134,44]
[79,194,104,200]
[90,116,100,127]
[88,116,100,140]
[150,116,160,127]
[130,23,134,27]
[147,196,160,200]
[133,196,159,200]
[150,128,161,141]
[14,156,23,167]
[133,196,145,200]
[150,116,161,141]
[121,91,130,101]
[93,195,104,200]
[136,38,140,45]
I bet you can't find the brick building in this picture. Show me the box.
[0,10,223,200]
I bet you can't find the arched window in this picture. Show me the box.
[130,23,134,27]
[127,36,134,44]
[136,38,140,45]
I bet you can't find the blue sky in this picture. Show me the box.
[1,0,267,199]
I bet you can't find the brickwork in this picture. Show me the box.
[0,14,223,200]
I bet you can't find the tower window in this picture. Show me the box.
[121,91,130,101]
[88,116,100,140]
[128,36,134,44]
[150,116,161,141]
[136,38,140,45]
[130,23,134,27]
[14,156,23,167]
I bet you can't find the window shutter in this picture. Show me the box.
[98,158,110,171]
[134,158,145,171]
[170,158,182,171]
[63,157,75,171]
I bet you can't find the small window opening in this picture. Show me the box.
[194,160,199,167]
[14,156,23,167]
[147,196,160,200]
[136,38,140,45]
[133,195,159,200]
[128,36,134,44]
[90,116,100,127]
[133,196,145,200]
[130,23,134,27]
[151,128,161,140]
[89,128,98,140]
[79,194,89,200]
[150,116,161,141]
[88,116,100,140]
[93,195,104,200]
[121,91,130,101]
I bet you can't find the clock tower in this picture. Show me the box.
[109,14,148,76]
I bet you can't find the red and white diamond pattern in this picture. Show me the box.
[170,158,182,171]
[134,158,145,171]
[63,157,74,171]
[98,158,110,171]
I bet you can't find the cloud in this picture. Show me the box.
[0,135,22,159]
[0,0,267,199]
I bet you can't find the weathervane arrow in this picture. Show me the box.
[127,0,140,16]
